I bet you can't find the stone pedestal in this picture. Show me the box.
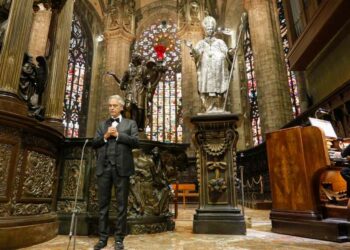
[191,114,246,235]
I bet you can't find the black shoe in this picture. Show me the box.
[115,241,124,250]
[94,240,107,250]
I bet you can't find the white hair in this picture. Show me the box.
[108,95,125,106]
[202,16,216,29]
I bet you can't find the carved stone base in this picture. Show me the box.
[193,208,246,234]
[0,214,58,249]
[128,215,175,234]
[191,114,246,235]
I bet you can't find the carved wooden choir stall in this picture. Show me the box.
[266,126,350,242]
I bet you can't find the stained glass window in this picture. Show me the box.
[243,27,262,146]
[135,20,182,143]
[63,13,90,138]
[277,0,300,117]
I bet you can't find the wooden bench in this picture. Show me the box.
[171,183,199,209]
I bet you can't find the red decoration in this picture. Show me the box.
[154,44,166,61]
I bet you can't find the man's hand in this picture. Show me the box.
[104,126,119,139]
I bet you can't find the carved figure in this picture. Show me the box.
[186,16,234,113]
[19,53,48,120]
[128,147,180,218]
[108,52,165,131]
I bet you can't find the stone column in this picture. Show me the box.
[44,0,74,131]
[98,29,134,122]
[28,8,52,59]
[0,0,34,115]
[177,24,203,154]
[245,0,293,134]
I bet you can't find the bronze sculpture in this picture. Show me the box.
[19,53,48,120]
[107,52,165,131]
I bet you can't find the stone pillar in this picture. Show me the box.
[191,114,246,234]
[98,29,134,122]
[177,24,203,154]
[28,8,52,59]
[44,0,74,131]
[0,0,34,115]
[245,0,293,134]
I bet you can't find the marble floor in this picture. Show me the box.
[22,205,350,250]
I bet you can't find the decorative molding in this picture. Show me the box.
[11,148,24,214]
[0,202,11,216]
[12,203,50,215]
[57,200,87,213]
[104,28,135,42]
[197,129,235,156]
[23,135,57,154]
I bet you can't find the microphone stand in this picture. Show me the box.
[66,139,89,250]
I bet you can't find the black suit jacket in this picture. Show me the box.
[92,117,139,177]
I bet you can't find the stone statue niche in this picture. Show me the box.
[107,52,166,132]
[185,15,235,114]
[19,53,48,121]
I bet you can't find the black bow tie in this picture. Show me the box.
[109,117,120,123]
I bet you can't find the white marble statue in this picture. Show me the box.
[186,16,234,113]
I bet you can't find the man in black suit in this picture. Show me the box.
[92,95,139,250]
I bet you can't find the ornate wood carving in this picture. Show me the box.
[57,200,87,213]
[0,143,13,198]
[0,111,63,249]
[21,151,56,199]
[11,148,24,214]
[0,203,10,216]
[13,203,50,215]
[61,159,85,199]
[195,127,237,202]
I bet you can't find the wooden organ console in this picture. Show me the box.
[266,126,350,242]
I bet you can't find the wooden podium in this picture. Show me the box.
[266,126,350,242]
